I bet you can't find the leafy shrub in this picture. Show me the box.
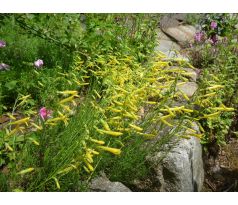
[187,14,238,145]
[0,13,236,192]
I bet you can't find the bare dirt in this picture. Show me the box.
[202,137,238,192]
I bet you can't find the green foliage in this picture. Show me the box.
[1,13,237,192]
[199,14,238,37]
[97,136,150,184]
[188,14,238,145]
[0,14,159,114]
[0,14,160,191]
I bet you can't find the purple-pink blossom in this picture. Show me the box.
[194,32,204,42]
[0,63,10,71]
[39,107,52,120]
[0,40,6,48]
[34,59,44,68]
[211,21,217,29]
[210,34,218,45]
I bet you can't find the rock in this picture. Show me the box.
[155,40,180,53]
[154,40,181,57]
[172,14,187,22]
[89,173,131,192]
[181,67,198,82]
[160,14,188,30]
[163,52,190,62]
[155,28,192,60]
[160,16,181,30]
[147,123,204,192]
[132,179,160,192]
[176,82,198,97]
[154,40,189,60]
[156,28,173,41]
[168,66,198,82]
[162,25,196,46]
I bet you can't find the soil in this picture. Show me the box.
[202,136,238,192]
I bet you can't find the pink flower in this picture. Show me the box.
[0,63,10,71]
[0,40,6,48]
[34,59,44,68]
[194,32,204,42]
[39,107,52,120]
[211,21,217,29]
[210,34,218,45]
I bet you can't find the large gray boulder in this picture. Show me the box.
[162,25,196,46]
[177,82,198,98]
[155,29,189,61]
[89,173,131,192]
[147,123,204,192]
[155,40,181,54]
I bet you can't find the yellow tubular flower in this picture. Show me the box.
[97,146,121,155]
[6,127,18,137]
[117,128,130,132]
[161,119,173,127]
[5,143,13,151]
[93,90,101,98]
[99,129,123,137]
[202,112,221,119]
[108,107,122,113]
[177,82,187,86]
[84,161,94,172]
[57,166,75,175]
[190,133,203,138]
[165,108,176,116]
[123,111,139,120]
[207,85,224,90]
[224,107,234,112]
[220,104,234,112]
[145,101,157,105]
[52,177,61,190]
[180,91,190,101]
[198,123,205,133]
[9,117,30,126]
[6,113,16,120]
[73,80,89,86]
[85,152,94,163]
[200,92,217,98]
[113,100,123,106]
[110,116,122,120]
[90,138,105,145]
[160,115,171,120]
[60,104,72,113]
[46,115,69,126]
[168,106,185,112]
[83,166,90,173]
[129,123,143,132]
[38,81,44,87]
[180,135,191,139]
[18,94,31,101]
[182,108,194,113]
[59,96,75,104]
[17,168,34,175]
[31,122,43,130]
[18,126,26,133]
[184,127,197,133]
[111,93,125,99]
[87,148,100,155]
[128,104,138,112]
[28,138,40,146]
[57,90,78,96]
[100,119,111,131]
